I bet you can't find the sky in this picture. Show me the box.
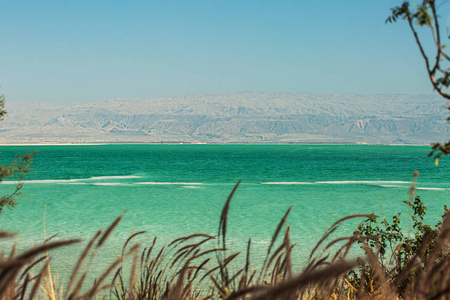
[0,1,446,103]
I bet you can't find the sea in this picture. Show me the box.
[0,144,448,279]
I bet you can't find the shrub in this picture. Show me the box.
[347,196,449,298]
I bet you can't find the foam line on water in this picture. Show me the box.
[261,180,411,185]
[416,187,449,191]
[85,175,141,180]
[2,180,203,186]
[315,180,410,184]
[379,185,449,191]
[379,184,406,188]
[134,182,203,185]
[1,181,20,184]
[262,182,314,185]
[1,175,142,184]
[90,182,128,186]
[2,179,81,184]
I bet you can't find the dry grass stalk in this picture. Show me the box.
[97,215,123,248]
[65,229,103,298]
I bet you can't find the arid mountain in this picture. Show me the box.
[0,92,448,144]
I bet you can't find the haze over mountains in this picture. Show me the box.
[0,92,449,144]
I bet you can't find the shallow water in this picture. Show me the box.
[0,144,448,278]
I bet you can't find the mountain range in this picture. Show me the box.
[0,91,449,144]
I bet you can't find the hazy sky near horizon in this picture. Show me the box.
[1,1,447,103]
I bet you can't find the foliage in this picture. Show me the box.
[0,89,36,214]
[0,90,6,121]
[347,196,449,297]
[0,151,36,214]
[387,0,450,161]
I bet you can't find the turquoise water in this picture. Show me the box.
[0,145,448,276]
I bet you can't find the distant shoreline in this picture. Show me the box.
[0,142,430,146]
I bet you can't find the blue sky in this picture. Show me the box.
[0,1,444,103]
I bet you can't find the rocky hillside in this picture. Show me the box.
[0,92,448,144]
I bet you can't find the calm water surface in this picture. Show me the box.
[0,145,448,275]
